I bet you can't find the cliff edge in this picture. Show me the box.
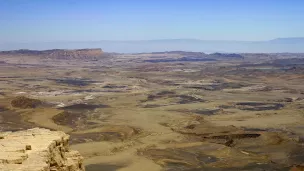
[0,128,85,171]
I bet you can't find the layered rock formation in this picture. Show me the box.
[0,128,84,171]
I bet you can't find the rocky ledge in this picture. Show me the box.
[0,128,84,171]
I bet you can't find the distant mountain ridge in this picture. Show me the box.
[1,37,304,53]
[0,48,104,60]
[269,37,304,43]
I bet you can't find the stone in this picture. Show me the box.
[26,145,32,150]
[0,128,85,171]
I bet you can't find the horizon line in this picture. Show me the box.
[2,37,304,44]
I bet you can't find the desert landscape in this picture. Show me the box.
[0,49,303,171]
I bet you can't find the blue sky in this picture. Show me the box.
[1,0,304,42]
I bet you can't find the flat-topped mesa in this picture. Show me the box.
[0,48,104,60]
[0,128,85,171]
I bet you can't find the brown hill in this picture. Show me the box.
[45,48,103,60]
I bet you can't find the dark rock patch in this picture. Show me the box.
[218,105,234,109]
[103,84,127,89]
[54,104,109,128]
[156,90,176,96]
[49,78,96,86]
[142,104,165,108]
[205,133,261,141]
[70,126,139,144]
[0,106,7,112]
[185,82,249,91]
[52,111,86,128]
[235,102,284,111]
[139,147,219,170]
[0,76,21,79]
[142,91,176,102]
[11,96,42,109]
[202,133,262,147]
[171,108,223,116]
[142,94,205,107]
[242,127,267,132]
[237,102,270,106]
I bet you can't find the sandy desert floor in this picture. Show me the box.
[0,51,303,170]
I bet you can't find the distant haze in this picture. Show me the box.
[1,0,304,44]
[1,38,304,53]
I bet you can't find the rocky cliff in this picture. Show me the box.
[0,128,85,171]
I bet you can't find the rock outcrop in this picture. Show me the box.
[0,128,85,171]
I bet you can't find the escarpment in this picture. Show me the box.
[0,128,85,171]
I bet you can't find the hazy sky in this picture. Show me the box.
[1,0,304,42]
